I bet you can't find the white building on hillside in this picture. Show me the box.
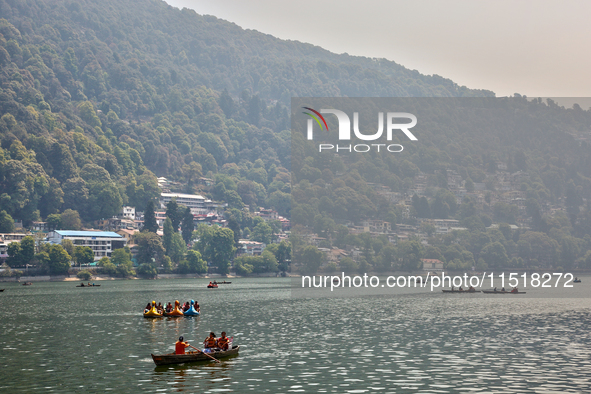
[160,192,206,210]
[48,230,127,260]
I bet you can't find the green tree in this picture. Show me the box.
[61,209,82,230]
[163,217,174,254]
[227,214,241,246]
[20,236,35,265]
[142,200,159,233]
[135,231,165,266]
[61,239,75,258]
[211,227,235,275]
[77,270,92,281]
[480,242,509,269]
[178,249,207,274]
[48,244,71,275]
[397,240,424,271]
[0,210,15,232]
[7,242,22,267]
[169,233,187,263]
[180,206,194,244]
[251,221,273,244]
[166,199,180,231]
[74,246,94,265]
[137,263,158,279]
[301,245,324,274]
[46,213,62,231]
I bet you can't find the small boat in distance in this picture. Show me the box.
[217,281,232,284]
[76,283,101,287]
[0,289,4,292]
[442,289,480,293]
[482,290,526,294]
[573,277,582,283]
[22,282,32,286]
[151,345,240,366]
[207,282,218,288]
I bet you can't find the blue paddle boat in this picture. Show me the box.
[183,299,200,316]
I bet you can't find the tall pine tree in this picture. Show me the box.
[181,207,194,244]
[143,200,159,233]
[166,199,180,231]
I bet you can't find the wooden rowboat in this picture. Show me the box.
[442,289,480,293]
[151,345,240,366]
[482,290,526,294]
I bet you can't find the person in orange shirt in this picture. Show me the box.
[175,336,189,355]
[203,332,217,351]
[217,332,230,351]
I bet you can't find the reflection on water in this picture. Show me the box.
[0,278,590,393]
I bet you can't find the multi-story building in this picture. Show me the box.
[160,192,206,210]
[47,230,127,260]
[238,240,266,255]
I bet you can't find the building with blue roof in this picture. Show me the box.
[48,230,127,260]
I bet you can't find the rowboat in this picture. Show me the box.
[442,289,480,293]
[76,284,101,287]
[482,290,526,294]
[207,284,218,288]
[151,345,240,366]
[22,282,32,286]
[573,279,582,283]
[217,281,232,284]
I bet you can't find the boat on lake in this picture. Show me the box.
[207,283,218,288]
[573,278,581,283]
[144,301,163,318]
[151,345,240,366]
[482,290,526,294]
[183,300,200,316]
[442,289,480,293]
[76,284,101,287]
[163,300,185,317]
[21,282,32,286]
[0,289,4,292]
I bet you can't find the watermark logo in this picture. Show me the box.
[303,107,417,153]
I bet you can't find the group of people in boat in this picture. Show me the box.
[175,331,231,355]
[451,285,477,292]
[493,287,519,293]
[145,300,200,315]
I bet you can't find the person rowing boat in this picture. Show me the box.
[175,336,190,355]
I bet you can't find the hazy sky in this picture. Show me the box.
[164,0,590,98]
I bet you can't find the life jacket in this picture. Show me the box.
[204,336,217,348]
[217,336,229,349]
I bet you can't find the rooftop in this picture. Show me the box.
[54,230,123,238]
[161,192,205,199]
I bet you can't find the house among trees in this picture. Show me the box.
[422,259,444,271]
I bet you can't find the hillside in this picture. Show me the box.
[0,0,493,225]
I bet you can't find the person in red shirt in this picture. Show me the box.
[175,336,189,355]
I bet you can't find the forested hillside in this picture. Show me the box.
[0,0,492,226]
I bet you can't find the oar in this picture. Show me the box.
[188,344,220,363]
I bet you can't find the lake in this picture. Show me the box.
[0,277,590,393]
